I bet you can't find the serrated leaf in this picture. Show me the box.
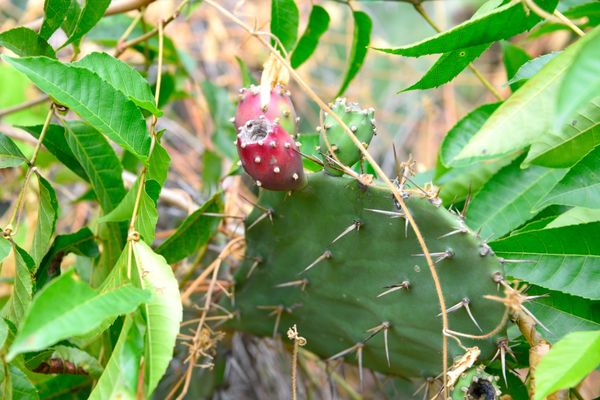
[98,178,159,244]
[88,314,144,400]
[21,124,88,180]
[547,207,600,228]
[502,42,531,92]
[466,157,567,240]
[491,222,600,300]
[62,0,111,47]
[31,175,58,267]
[7,270,150,359]
[535,145,600,210]
[440,102,501,167]
[555,26,600,129]
[505,52,560,86]
[524,286,600,343]
[40,0,71,40]
[534,331,600,400]
[156,192,223,263]
[63,122,126,213]
[525,98,600,168]
[0,27,56,58]
[290,5,330,68]
[2,244,35,325]
[132,241,182,396]
[75,52,161,116]
[271,0,299,53]
[35,227,98,290]
[0,132,27,169]
[454,32,591,164]
[337,11,372,96]
[147,141,170,187]
[374,0,557,57]
[402,44,489,92]
[3,56,150,159]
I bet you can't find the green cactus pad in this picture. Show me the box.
[451,366,501,400]
[320,98,376,176]
[229,172,506,378]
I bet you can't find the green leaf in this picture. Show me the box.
[21,124,88,180]
[502,42,531,92]
[402,44,489,92]
[534,331,600,400]
[235,56,256,87]
[467,157,567,240]
[555,26,600,129]
[2,244,35,325]
[36,227,99,290]
[505,52,560,86]
[98,177,159,244]
[290,5,330,68]
[31,175,58,267]
[0,132,27,169]
[156,193,223,264]
[0,238,10,264]
[454,32,591,164]
[524,286,600,343]
[271,0,299,53]
[40,0,71,40]
[7,270,150,359]
[439,102,501,167]
[337,11,372,97]
[0,364,38,400]
[132,241,182,395]
[0,27,56,58]
[61,0,81,38]
[374,0,557,57]
[201,81,237,159]
[525,98,600,168]
[75,52,161,116]
[491,222,600,300]
[147,141,171,187]
[63,122,126,213]
[0,318,8,349]
[88,314,144,400]
[546,207,600,228]
[62,0,111,47]
[3,56,150,159]
[536,145,600,210]
[36,375,89,399]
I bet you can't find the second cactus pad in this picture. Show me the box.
[320,98,376,175]
[230,172,506,378]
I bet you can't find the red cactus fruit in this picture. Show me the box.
[234,85,298,136]
[236,118,306,191]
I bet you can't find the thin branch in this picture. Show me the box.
[522,0,585,37]
[204,0,451,394]
[412,3,504,101]
[0,96,49,119]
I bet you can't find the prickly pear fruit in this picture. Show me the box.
[319,98,376,176]
[452,366,501,400]
[234,84,297,136]
[236,118,306,191]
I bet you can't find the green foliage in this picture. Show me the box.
[40,0,71,40]
[502,42,530,92]
[534,331,600,400]
[61,0,111,47]
[271,0,299,53]
[31,175,58,267]
[0,27,56,58]
[505,52,560,87]
[290,5,330,69]
[0,132,27,168]
[2,244,35,325]
[337,11,372,96]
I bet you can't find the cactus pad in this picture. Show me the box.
[229,172,506,378]
[451,366,501,400]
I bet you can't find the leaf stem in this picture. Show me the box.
[412,3,504,101]
[205,0,450,394]
[3,105,54,236]
[521,0,585,37]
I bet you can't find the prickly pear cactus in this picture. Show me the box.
[319,98,376,176]
[451,367,501,400]
[234,84,297,135]
[229,171,506,378]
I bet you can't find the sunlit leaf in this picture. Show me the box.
[502,42,530,92]
[62,0,111,47]
[505,52,560,86]
[271,0,299,53]
[31,175,58,267]
[0,132,27,169]
[337,11,372,96]
[2,244,35,325]
[0,27,56,58]
[40,0,71,40]
[290,5,330,68]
